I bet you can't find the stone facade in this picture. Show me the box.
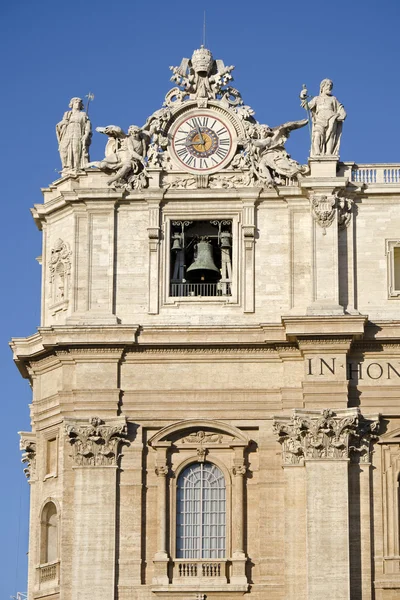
[11,48,400,600]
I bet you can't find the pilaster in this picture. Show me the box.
[274,409,379,600]
[230,447,247,586]
[241,196,257,313]
[300,172,350,316]
[65,416,127,600]
[146,193,163,315]
[67,200,119,324]
[152,442,171,585]
[283,463,307,600]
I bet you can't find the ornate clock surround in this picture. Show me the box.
[165,101,243,175]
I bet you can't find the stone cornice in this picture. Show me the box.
[282,315,367,339]
[11,320,400,380]
[364,322,400,340]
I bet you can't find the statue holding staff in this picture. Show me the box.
[56,97,92,172]
[301,79,346,157]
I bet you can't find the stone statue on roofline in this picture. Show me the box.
[56,97,92,173]
[301,79,346,157]
[57,48,315,190]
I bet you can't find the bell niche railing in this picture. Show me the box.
[170,281,232,297]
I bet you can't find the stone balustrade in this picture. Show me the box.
[341,163,400,184]
[38,561,60,588]
[174,559,227,582]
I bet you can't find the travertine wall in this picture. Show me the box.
[13,336,400,600]
[13,163,400,600]
[37,172,400,328]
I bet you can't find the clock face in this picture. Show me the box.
[170,110,237,174]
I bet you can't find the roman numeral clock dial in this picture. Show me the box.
[170,110,237,174]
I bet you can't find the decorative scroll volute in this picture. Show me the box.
[231,460,247,477]
[273,409,379,465]
[338,197,353,229]
[65,416,127,467]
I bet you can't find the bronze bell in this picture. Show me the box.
[171,233,182,251]
[186,238,221,282]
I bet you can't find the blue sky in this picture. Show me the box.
[1,0,399,595]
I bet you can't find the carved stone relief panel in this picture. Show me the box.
[49,239,72,312]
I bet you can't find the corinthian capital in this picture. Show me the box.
[19,432,37,481]
[273,409,380,465]
[65,416,127,467]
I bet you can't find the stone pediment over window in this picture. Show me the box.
[148,419,249,450]
[379,427,400,444]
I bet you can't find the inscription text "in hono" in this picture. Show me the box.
[307,358,400,380]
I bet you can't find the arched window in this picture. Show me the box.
[176,462,226,559]
[40,502,58,564]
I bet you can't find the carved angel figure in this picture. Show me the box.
[141,105,172,165]
[250,119,309,186]
[89,125,149,188]
[304,79,346,156]
[142,106,171,144]
[56,97,92,172]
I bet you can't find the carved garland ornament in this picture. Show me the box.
[181,430,225,463]
[182,430,223,445]
[273,409,379,465]
[65,416,127,466]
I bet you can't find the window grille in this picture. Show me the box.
[176,462,226,559]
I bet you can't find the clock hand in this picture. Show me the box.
[185,140,204,147]
[195,123,205,146]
